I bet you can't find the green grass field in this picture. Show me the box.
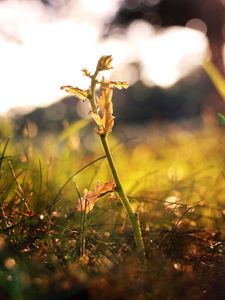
[0,118,225,300]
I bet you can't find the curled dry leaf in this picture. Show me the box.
[76,180,116,213]
[82,68,92,78]
[110,81,129,90]
[60,86,89,101]
[96,55,113,72]
[90,82,114,135]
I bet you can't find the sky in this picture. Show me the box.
[0,0,209,115]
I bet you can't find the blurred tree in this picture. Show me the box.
[13,96,80,135]
[105,0,225,122]
[107,0,225,76]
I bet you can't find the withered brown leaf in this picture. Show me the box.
[76,180,116,213]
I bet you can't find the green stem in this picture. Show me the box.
[100,134,146,263]
[89,70,98,113]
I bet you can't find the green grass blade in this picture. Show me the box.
[217,113,225,125]
[203,60,225,102]
[59,119,90,142]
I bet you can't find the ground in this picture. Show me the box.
[0,120,225,299]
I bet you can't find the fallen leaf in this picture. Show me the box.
[76,180,116,213]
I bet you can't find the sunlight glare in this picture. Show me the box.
[79,0,121,20]
[133,25,208,87]
[0,0,102,113]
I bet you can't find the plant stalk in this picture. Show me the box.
[100,134,146,263]
[88,65,146,264]
[89,70,98,113]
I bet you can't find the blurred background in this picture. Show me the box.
[0,0,225,132]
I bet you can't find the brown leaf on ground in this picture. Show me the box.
[76,180,116,213]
